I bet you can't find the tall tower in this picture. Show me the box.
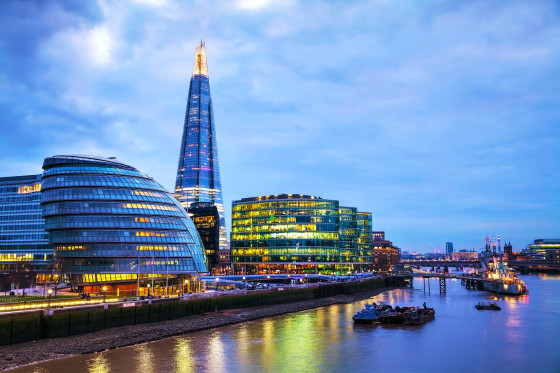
[175,41,226,251]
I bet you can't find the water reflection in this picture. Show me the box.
[10,275,560,373]
[173,338,194,373]
[207,332,225,372]
[133,344,155,373]
[87,354,110,373]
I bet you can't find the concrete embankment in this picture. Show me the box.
[0,277,410,371]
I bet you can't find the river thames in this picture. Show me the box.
[11,274,560,373]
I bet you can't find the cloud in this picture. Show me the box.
[0,0,558,252]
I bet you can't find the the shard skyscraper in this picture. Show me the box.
[175,41,226,251]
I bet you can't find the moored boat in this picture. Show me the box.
[352,302,390,324]
[475,302,501,311]
[402,307,436,325]
[378,304,435,325]
[482,259,528,295]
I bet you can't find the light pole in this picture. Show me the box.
[147,283,151,297]
[242,276,246,288]
[102,286,107,303]
[267,275,270,287]
[47,289,53,308]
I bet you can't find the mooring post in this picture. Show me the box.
[439,277,446,294]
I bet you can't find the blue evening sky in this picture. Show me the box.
[0,0,558,252]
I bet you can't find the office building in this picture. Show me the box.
[230,194,372,274]
[446,242,454,254]
[524,239,560,262]
[174,41,226,252]
[371,233,400,272]
[372,231,385,241]
[41,155,208,295]
[188,202,220,274]
[0,175,53,290]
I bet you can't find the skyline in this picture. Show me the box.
[0,0,558,252]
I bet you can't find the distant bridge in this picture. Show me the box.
[400,259,480,268]
[508,260,560,273]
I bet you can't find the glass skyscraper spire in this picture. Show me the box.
[175,41,226,251]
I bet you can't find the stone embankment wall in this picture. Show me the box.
[0,276,409,346]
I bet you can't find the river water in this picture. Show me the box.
[11,275,560,373]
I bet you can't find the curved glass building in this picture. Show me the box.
[41,155,207,295]
[231,194,372,275]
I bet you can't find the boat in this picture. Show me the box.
[482,258,529,295]
[475,302,501,311]
[402,307,436,325]
[378,304,435,325]
[352,302,390,324]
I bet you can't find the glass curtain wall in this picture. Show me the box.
[41,155,207,296]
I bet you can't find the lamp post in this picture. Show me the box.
[267,275,270,287]
[215,278,219,291]
[102,286,107,303]
[147,283,151,297]
[242,276,246,288]
[47,289,52,308]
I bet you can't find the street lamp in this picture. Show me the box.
[47,289,53,308]
[102,286,107,303]
[267,275,270,287]
[147,283,151,297]
[215,278,219,291]
[242,276,246,288]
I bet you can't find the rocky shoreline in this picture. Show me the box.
[0,286,396,371]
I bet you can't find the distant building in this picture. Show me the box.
[372,237,400,272]
[230,194,373,275]
[0,174,53,291]
[451,251,478,261]
[372,231,385,241]
[503,241,513,255]
[446,242,454,254]
[524,239,560,263]
[41,155,208,296]
[217,247,231,275]
[188,202,220,274]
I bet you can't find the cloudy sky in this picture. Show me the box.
[1,0,558,252]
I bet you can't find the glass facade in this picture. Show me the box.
[525,239,560,262]
[189,202,220,274]
[231,194,373,275]
[0,175,53,289]
[356,212,373,256]
[174,41,227,253]
[41,155,207,294]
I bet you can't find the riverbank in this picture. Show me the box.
[0,286,396,371]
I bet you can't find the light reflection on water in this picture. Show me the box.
[11,275,560,373]
[87,354,110,373]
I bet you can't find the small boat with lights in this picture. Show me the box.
[475,302,501,311]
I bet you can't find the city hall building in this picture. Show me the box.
[230,194,373,275]
[41,155,208,296]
